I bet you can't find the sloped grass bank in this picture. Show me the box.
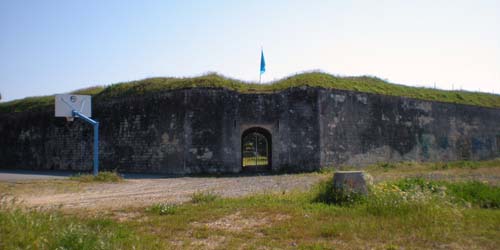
[0,86,104,113]
[2,72,500,113]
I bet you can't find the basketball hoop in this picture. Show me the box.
[55,94,91,118]
[55,94,100,176]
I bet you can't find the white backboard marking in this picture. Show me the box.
[55,94,92,117]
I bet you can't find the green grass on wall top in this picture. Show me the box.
[1,72,500,113]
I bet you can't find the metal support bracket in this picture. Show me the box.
[72,110,99,176]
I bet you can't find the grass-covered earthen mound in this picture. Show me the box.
[2,72,500,113]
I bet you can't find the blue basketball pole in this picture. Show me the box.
[72,110,99,176]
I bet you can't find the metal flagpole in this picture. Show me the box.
[259,47,261,84]
[259,46,263,84]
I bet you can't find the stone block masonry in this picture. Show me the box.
[0,87,499,174]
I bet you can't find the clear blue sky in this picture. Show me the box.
[1,0,499,102]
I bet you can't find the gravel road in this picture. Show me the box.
[18,174,324,210]
[0,169,70,182]
[5,166,498,211]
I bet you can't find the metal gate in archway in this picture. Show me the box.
[241,127,271,171]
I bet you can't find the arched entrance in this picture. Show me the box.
[241,127,272,172]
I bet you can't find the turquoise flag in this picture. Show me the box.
[260,49,266,75]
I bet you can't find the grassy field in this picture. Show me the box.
[1,161,500,249]
[130,180,499,249]
[2,72,500,113]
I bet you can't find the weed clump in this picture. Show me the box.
[313,179,365,206]
[363,181,446,217]
[70,171,123,182]
[392,178,500,208]
[190,191,220,203]
[147,203,178,215]
[392,178,443,193]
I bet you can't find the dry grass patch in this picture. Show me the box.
[112,211,145,222]
[0,179,86,196]
[189,235,227,250]
[192,211,290,232]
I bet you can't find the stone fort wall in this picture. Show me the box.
[0,87,499,174]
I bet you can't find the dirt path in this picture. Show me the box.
[16,174,323,210]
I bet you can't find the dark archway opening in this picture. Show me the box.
[241,127,272,172]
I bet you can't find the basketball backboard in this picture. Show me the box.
[55,94,92,118]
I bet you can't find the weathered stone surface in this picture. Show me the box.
[318,89,500,166]
[332,171,372,195]
[0,87,499,174]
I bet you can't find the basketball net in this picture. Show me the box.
[66,116,74,122]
